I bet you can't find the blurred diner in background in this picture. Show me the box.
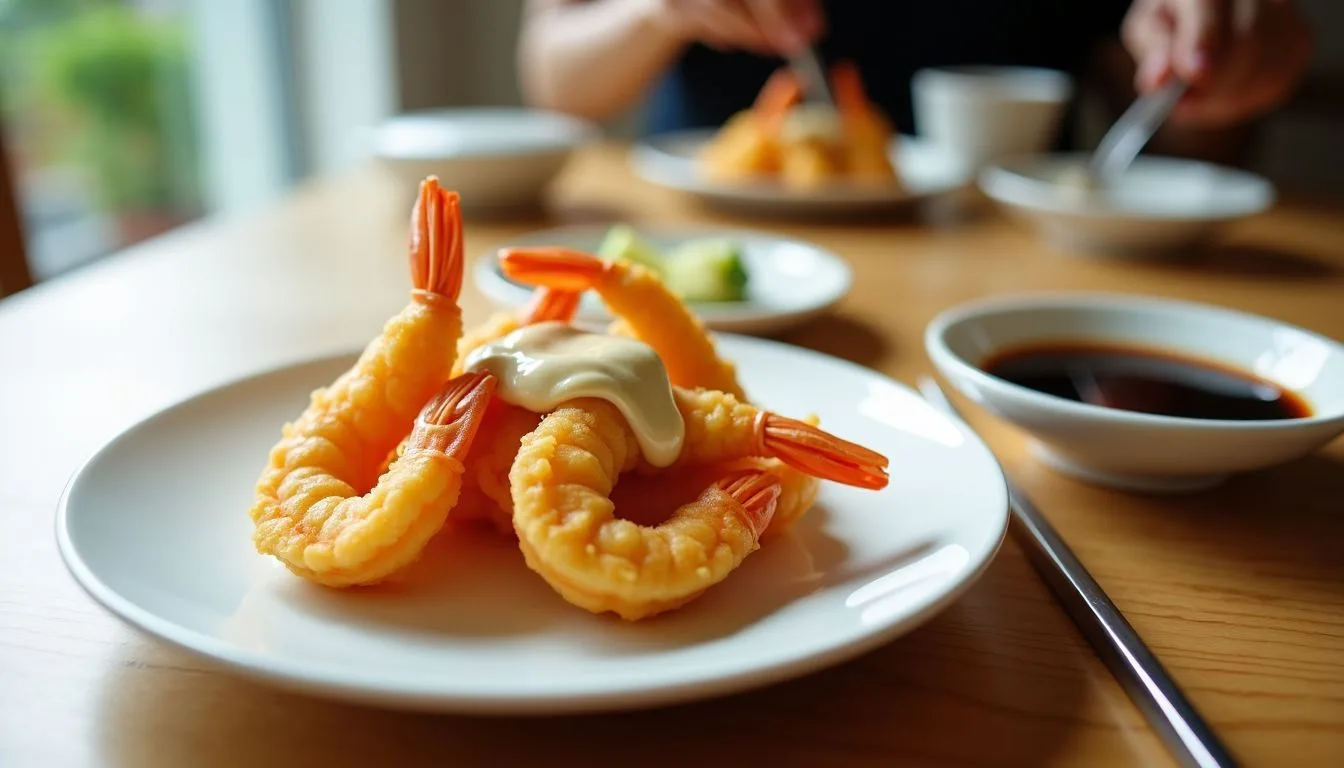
[0,0,1338,296]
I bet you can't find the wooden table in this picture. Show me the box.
[3,144,1342,767]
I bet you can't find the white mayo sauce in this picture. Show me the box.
[461,322,685,467]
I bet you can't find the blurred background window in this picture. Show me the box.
[0,0,394,282]
[3,0,1341,287]
[2,0,204,279]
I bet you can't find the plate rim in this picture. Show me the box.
[54,337,1009,715]
[472,223,855,330]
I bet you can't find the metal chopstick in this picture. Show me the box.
[917,376,1239,768]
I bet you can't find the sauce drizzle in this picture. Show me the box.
[462,322,686,466]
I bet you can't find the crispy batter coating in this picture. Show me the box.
[249,178,491,586]
[510,391,888,619]
[500,246,827,536]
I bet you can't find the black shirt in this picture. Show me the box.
[644,0,1132,145]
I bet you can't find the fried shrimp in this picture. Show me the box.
[250,177,495,586]
[699,68,803,181]
[831,60,898,184]
[510,389,889,620]
[499,245,828,536]
[498,247,746,400]
[700,61,897,190]
[457,288,583,533]
[451,288,581,378]
[378,286,585,535]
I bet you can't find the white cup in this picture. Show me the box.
[911,66,1074,174]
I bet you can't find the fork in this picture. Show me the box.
[1088,78,1188,184]
[786,45,835,107]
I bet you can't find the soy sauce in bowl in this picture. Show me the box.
[981,341,1312,421]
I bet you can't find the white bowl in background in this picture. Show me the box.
[371,107,599,213]
[925,293,1344,492]
[978,153,1275,256]
[911,66,1073,175]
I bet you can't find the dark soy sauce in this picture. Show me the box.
[981,341,1312,421]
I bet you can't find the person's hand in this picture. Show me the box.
[651,0,823,55]
[1122,0,1313,127]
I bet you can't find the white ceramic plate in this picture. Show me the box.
[630,130,970,214]
[56,337,1008,715]
[474,225,853,335]
[978,153,1276,256]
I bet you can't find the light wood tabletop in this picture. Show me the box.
[3,144,1342,767]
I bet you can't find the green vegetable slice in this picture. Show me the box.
[661,238,749,302]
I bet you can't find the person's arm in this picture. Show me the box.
[1092,38,1260,167]
[1096,0,1313,167]
[517,0,692,122]
[517,0,819,122]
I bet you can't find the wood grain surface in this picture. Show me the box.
[2,145,1341,767]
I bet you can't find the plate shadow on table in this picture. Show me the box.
[1127,241,1341,281]
[778,314,890,369]
[98,549,1144,768]
[1106,452,1344,590]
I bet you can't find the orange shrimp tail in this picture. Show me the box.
[498,247,607,292]
[754,68,802,131]
[830,60,868,116]
[716,469,783,538]
[407,371,496,458]
[522,287,582,324]
[409,176,465,306]
[757,413,890,490]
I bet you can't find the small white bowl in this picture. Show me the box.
[371,107,599,212]
[925,293,1344,492]
[911,66,1073,175]
[979,153,1275,256]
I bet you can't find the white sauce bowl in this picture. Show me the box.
[925,293,1344,492]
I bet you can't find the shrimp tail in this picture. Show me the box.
[830,59,867,116]
[407,370,496,458]
[756,413,890,491]
[410,176,465,306]
[522,286,582,324]
[755,68,803,131]
[715,468,782,538]
[498,246,610,292]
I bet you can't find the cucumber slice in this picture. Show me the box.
[661,238,749,302]
[597,224,665,275]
